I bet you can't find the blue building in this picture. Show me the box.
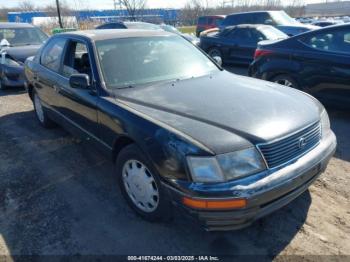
[8,9,179,24]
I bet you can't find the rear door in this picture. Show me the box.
[296,27,350,106]
[225,28,264,64]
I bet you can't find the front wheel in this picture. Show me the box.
[116,144,172,221]
[33,91,56,128]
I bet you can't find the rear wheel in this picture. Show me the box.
[33,91,56,128]
[116,144,172,221]
[271,74,299,89]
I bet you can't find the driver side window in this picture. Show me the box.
[62,41,92,82]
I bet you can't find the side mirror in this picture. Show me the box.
[212,56,222,67]
[69,74,90,89]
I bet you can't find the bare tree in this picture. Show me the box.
[18,0,38,11]
[180,0,212,25]
[120,0,147,21]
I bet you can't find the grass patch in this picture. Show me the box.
[177,26,196,35]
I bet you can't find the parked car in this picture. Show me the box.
[0,22,48,90]
[312,21,339,27]
[159,24,199,46]
[200,24,287,65]
[249,24,350,108]
[96,21,199,45]
[196,15,225,37]
[25,29,336,231]
[220,11,319,36]
[96,21,162,30]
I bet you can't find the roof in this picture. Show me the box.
[226,10,281,16]
[62,29,174,41]
[223,24,273,30]
[0,22,35,29]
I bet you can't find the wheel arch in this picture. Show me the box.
[27,83,34,101]
[112,135,136,162]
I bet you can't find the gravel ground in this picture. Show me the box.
[0,69,349,260]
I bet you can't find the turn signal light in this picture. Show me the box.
[182,197,247,210]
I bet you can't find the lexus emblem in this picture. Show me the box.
[298,137,306,149]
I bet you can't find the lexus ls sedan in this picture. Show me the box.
[25,29,336,231]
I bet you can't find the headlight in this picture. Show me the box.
[217,148,266,180]
[187,156,225,183]
[321,109,331,137]
[187,148,266,183]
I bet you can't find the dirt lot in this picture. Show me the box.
[0,70,349,260]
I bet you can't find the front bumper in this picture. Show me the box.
[163,131,336,231]
[1,65,26,88]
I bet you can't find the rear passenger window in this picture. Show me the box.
[41,38,66,72]
[300,29,350,53]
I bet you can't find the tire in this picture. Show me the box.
[33,90,56,128]
[208,47,222,60]
[271,74,299,89]
[0,79,5,90]
[116,144,172,222]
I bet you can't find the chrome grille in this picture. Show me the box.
[257,122,321,169]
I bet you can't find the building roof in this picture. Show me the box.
[63,29,174,41]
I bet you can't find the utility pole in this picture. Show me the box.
[56,0,63,28]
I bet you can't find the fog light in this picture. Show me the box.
[182,197,247,210]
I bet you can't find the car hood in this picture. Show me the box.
[112,71,322,154]
[5,45,41,63]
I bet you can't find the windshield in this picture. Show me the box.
[96,36,218,89]
[0,27,48,46]
[270,11,300,26]
[259,26,288,40]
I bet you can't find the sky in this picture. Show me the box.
[0,0,326,9]
[2,0,187,9]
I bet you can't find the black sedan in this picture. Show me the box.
[0,22,48,90]
[249,23,350,108]
[25,30,336,231]
[200,24,287,65]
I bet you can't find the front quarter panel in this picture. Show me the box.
[97,97,208,182]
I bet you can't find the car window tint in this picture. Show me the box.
[207,17,214,25]
[301,28,350,53]
[62,41,92,80]
[41,38,66,72]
